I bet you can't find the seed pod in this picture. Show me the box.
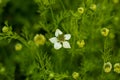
[2,26,9,33]
[90,4,96,11]
[15,43,22,51]
[78,7,84,14]
[101,28,109,37]
[114,63,120,73]
[72,72,79,79]
[103,62,112,73]
[34,34,46,46]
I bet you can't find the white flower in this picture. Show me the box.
[49,29,71,50]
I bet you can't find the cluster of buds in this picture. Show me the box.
[103,62,120,74]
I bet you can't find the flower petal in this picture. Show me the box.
[64,34,71,40]
[55,29,63,37]
[54,42,62,50]
[49,37,57,43]
[63,41,71,48]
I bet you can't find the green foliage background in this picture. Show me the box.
[0,0,120,80]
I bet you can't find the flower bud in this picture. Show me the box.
[72,72,79,79]
[15,43,22,51]
[49,73,54,79]
[90,4,96,11]
[2,26,9,33]
[34,34,46,46]
[101,28,109,37]
[103,62,112,73]
[0,67,5,73]
[78,7,84,14]
[114,63,120,73]
[77,40,85,48]
[113,0,119,4]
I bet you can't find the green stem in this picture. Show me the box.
[103,37,107,62]
[36,51,45,70]
[49,5,57,28]
[59,0,66,11]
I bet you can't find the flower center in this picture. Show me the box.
[115,66,120,69]
[57,34,65,42]
[103,29,107,33]
[105,65,110,68]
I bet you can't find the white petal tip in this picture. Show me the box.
[55,29,63,37]
[63,41,71,48]
[54,42,62,50]
[64,34,71,40]
[49,37,57,44]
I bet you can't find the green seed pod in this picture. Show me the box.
[49,73,54,79]
[77,40,85,48]
[90,4,96,11]
[72,72,79,79]
[101,28,109,37]
[103,62,112,73]
[114,63,120,73]
[2,26,9,33]
[78,7,84,14]
[15,43,22,51]
[34,34,46,46]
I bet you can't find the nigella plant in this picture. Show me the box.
[49,29,71,50]
[0,0,120,79]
